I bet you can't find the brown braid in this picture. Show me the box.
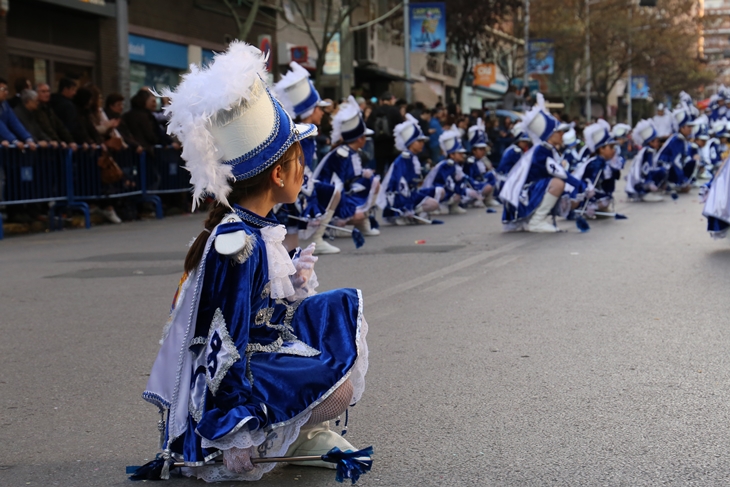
[183,143,303,273]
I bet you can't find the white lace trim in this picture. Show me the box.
[187,411,312,482]
[259,225,296,299]
[350,290,368,405]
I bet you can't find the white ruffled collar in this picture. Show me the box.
[259,225,296,299]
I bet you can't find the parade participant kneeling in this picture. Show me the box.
[495,123,531,195]
[421,128,470,215]
[657,104,694,193]
[562,126,582,172]
[462,118,500,208]
[313,96,381,235]
[377,114,442,224]
[702,148,730,239]
[141,43,369,482]
[500,94,587,233]
[273,62,341,254]
[625,119,665,202]
[572,120,619,216]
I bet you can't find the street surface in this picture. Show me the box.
[2,185,730,486]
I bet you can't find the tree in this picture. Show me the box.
[282,0,362,86]
[445,0,523,102]
[530,0,714,119]
[194,0,276,42]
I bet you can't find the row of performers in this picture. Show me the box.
[272,62,730,241]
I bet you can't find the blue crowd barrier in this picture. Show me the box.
[0,145,184,240]
[148,145,193,196]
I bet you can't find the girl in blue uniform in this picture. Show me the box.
[572,120,619,217]
[377,114,442,224]
[313,96,381,236]
[143,43,369,482]
[420,128,471,214]
[273,62,341,254]
[462,119,499,207]
[500,94,586,232]
[625,119,665,202]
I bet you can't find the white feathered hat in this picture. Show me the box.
[394,113,428,152]
[439,126,467,155]
[273,62,331,120]
[162,42,316,209]
[467,118,488,148]
[331,95,373,144]
[583,119,615,153]
[632,119,657,147]
[562,127,578,148]
[522,93,562,145]
[611,123,631,139]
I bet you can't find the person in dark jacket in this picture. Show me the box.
[122,89,173,151]
[104,93,142,153]
[35,83,76,150]
[50,78,79,138]
[366,91,403,176]
[72,87,103,145]
[0,78,36,150]
[13,89,55,147]
[8,78,31,109]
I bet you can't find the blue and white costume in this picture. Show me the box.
[570,121,618,214]
[143,42,369,482]
[500,94,585,233]
[495,124,531,197]
[702,156,730,239]
[272,62,340,254]
[625,119,666,202]
[376,114,441,223]
[313,96,379,231]
[656,104,694,190]
[420,128,472,214]
[562,127,583,172]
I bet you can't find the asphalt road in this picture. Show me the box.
[2,186,730,487]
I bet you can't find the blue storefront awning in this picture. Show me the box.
[129,35,188,70]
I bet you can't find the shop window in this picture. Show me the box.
[130,62,183,98]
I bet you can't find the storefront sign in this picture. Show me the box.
[473,64,497,88]
[410,3,446,53]
[129,35,188,70]
[323,34,341,75]
[528,39,554,75]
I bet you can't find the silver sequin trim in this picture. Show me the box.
[254,307,275,327]
[189,336,207,347]
[206,309,242,396]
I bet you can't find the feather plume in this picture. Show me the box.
[632,119,656,147]
[394,113,420,152]
[583,120,610,153]
[161,41,268,209]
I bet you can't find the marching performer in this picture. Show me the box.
[653,103,674,140]
[142,42,369,482]
[702,151,730,239]
[313,96,381,236]
[273,62,341,254]
[376,114,442,224]
[495,123,532,196]
[500,94,586,233]
[420,128,470,214]
[572,120,619,216]
[463,119,499,207]
[562,126,583,172]
[656,103,694,193]
[625,119,665,202]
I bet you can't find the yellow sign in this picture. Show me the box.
[473,63,497,88]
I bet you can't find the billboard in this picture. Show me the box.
[410,3,446,53]
[473,64,497,88]
[528,39,554,75]
[631,76,650,99]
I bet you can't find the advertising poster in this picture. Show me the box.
[410,3,446,53]
[473,63,497,88]
[631,75,650,99]
[528,39,554,75]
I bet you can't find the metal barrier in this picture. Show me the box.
[148,146,192,195]
[0,146,68,239]
[0,146,175,240]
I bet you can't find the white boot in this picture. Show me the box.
[311,210,340,255]
[527,192,560,233]
[355,218,380,236]
[285,422,355,469]
[641,192,664,202]
[449,203,467,214]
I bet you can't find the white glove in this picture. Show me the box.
[585,182,596,200]
[223,446,255,473]
[290,244,319,299]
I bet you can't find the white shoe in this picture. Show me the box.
[393,217,410,226]
[471,199,486,208]
[285,422,355,469]
[488,198,502,207]
[527,192,560,233]
[355,219,380,236]
[312,238,340,255]
[449,204,467,214]
[641,193,664,202]
[101,208,122,224]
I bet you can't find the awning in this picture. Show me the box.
[355,65,424,83]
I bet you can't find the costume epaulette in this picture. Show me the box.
[336,146,350,158]
[466,155,476,164]
[401,151,411,158]
[214,212,256,264]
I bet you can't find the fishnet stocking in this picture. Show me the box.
[307,379,353,425]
